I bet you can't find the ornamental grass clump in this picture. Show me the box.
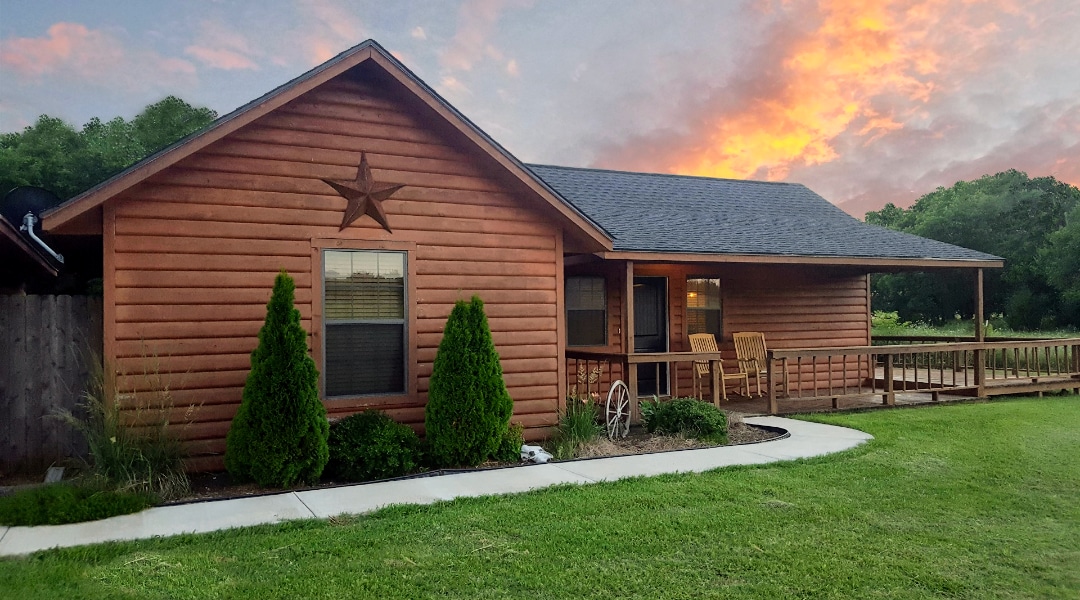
[53,353,191,501]
[550,394,603,460]
[327,411,422,482]
[225,271,329,487]
[424,296,513,468]
[640,397,728,444]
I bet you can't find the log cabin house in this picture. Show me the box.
[39,40,1022,471]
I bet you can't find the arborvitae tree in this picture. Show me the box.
[424,296,513,467]
[225,271,328,487]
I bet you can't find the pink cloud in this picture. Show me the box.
[294,0,365,65]
[184,20,259,70]
[0,22,195,87]
[1,22,123,77]
[185,46,258,70]
[439,0,508,72]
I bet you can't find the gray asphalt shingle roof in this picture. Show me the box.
[527,164,1001,263]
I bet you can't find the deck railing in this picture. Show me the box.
[565,349,729,416]
[767,337,1080,413]
[567,339,1080,416]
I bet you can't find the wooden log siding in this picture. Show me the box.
[566,263,871,399]
[106,73,563,469]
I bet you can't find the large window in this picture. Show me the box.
[686,277,721,338]
[566,276,607,346]
[323,250,406,397]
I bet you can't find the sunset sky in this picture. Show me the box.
[1,0,1077,217]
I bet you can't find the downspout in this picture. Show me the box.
[20,212,64,264]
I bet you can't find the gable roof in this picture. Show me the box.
[528,164,1003,268]
[41,40,612,250]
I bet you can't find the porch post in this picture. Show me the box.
[625,261,637,417]
[974,268,985,342]
[974,268,986,397]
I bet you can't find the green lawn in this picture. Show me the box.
[3,397,1079,599]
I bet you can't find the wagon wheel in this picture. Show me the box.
[605,380,631,440]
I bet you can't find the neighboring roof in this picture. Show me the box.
[0,214,58,276]
[528,164,1003,268]
[41,40,612,250]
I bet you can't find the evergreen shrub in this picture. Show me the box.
[327,411,422,482]
[424,296,513,467]
[493,423,525,463]
[225,271,329,487]
[641,397,728,444]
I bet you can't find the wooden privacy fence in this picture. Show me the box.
[0,295,103,476]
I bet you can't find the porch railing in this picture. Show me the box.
[767,337,1080,413]
[567,338,1080,416]
[566,349,728,418]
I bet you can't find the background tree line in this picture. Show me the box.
[867,170,1080,330]
[0,96,217,200]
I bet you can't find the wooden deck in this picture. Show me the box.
[685,390,980,417]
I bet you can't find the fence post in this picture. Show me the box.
[710,359,721,408]
[767,351,778,415]
[1073,344,1079,395]
[974,347,986,398]
[883,357,895,406]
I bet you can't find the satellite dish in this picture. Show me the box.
[1,186,63,225]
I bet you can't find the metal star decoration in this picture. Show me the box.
[322,152,404,233]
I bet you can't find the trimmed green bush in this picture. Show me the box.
[493,423,525,463]
[424,296,514,467]
[327,411,422,482]
[641,397,728,444]
[0,483,154,526]
[225,271,329,487]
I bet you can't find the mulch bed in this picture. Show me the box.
[175,421,784,504]
[1,422,784,503]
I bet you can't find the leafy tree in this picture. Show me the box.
[867,170,1080,329]
[225,271,329,487]
[0,96,216,200]
[424,296,514,467]
[1039,204,1080,325]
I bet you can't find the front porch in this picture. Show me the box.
[568,336,1080,417]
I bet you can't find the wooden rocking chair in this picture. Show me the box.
[732,332,788,397]
[689,333,748,405]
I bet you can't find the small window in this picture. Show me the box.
[687,278,721,338]
[566,276,607,346]
[323,250,406,397]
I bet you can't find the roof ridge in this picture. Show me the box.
[526,163,803,187]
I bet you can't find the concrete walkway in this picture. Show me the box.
[0,417,872,557]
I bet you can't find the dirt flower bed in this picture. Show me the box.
[576,421,779,458]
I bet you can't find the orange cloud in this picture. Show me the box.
[669,0,946,181]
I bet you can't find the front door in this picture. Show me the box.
[634,277,668,396]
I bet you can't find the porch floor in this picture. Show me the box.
[705,390,980,417]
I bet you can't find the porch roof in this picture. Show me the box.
[528,164,1003,268]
